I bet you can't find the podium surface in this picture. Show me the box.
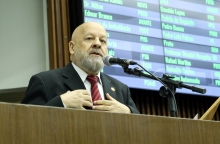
[0,102,220,144]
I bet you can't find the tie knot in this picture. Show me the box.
[86,76,99,83]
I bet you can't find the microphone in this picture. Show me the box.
[103,55,137,66]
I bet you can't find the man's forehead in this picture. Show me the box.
[82,24,106,35]
[72,22,107,40]
[82,22,105,29]
[84,31,107,37]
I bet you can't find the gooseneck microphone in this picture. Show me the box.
[103,55,137,66]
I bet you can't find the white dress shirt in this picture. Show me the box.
[71,62,105,100]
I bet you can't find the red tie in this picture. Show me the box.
[86,76,102,103]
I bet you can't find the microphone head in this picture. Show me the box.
[103,55,112,66]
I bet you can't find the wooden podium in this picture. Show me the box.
[0,102,220,144]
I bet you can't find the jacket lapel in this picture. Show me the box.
[100,73,116,100]
[62,63,86,90]
[62,63,116,100]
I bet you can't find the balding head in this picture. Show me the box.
[71,22,107,41]
[68,22,108,75]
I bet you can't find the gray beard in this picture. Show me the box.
[75,49,104,73]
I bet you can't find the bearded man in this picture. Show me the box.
[21,22,139,114]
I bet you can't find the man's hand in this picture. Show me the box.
[92,93,131,113]
[60,90,92,109]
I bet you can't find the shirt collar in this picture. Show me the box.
[71,62,102,84]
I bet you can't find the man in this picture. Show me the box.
[21,22,139,114]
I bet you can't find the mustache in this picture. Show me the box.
[89,48,104,57]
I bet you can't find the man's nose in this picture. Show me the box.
[92,38,101,49]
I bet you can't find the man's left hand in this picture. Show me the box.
[92,93,131,113]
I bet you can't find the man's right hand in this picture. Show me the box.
[60,90,92,109]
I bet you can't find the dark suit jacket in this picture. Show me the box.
[21,63,139,114]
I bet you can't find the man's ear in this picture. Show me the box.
[69,41,75,54]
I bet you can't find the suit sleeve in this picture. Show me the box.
[21,75,64,107]
[125,86,140,114]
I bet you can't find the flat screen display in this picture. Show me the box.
[83,0,220,97]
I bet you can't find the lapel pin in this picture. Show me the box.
[111,87,115,91]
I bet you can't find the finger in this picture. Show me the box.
[74,89,89,95]
[94,100,112,106]
[81,90,90,95]
[80,106,86,110]
[83,101,93,107]
[81,95,92,102]
[106,93,116,101]
[93,105,109,111]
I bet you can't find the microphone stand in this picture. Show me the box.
[122,65,206,117]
